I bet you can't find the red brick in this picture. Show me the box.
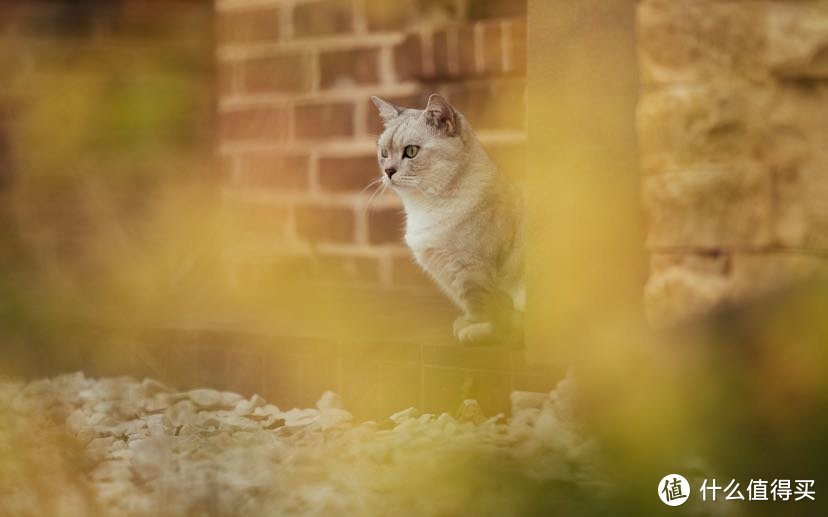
[218,155,235,182]
[457,26,476,77]
[481,22,503,75]
[293,0,353,37]
[318,154,379,192]
[319,47,379,89]
[294,203,355,243]
[364,0,416,32]
[432,29,451,78]
[243,53,310,94]
[218,7,280,44]
[508,19,527,74]
[220,106,289,141]
[237,152,309,191]
[393,33,422,81]
[368,208,405,244]
[468,0,527,21]
[294,102,354,140]
[365,93,425,135]
[217,61,236,96]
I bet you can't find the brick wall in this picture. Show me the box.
[638,0,828,326]
[216,0,527,290]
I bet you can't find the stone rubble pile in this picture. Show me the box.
[0,372,601,516]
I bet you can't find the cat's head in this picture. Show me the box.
[371,94,468,195]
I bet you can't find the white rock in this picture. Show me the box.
[456,399,486,425]
[389,407,419,423]
[283,408,319,427]
[221,391,244,408]
[141,378,172,396]
[166,400,199,427]
[187,389,223,408]
[316,408,353,429]
[144,395,170,413]
[315,391,343,410]
[510,391,548,414]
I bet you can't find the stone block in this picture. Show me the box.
[645,252,828,327]
[637,83,771,175]
[637,0,767,86]
[644,252,731,328]
[766,83,828,250]
[768,2,828,79]
[644,163,773,249]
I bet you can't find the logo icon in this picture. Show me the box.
[659,474,690,506]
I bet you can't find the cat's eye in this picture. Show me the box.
[381,148,388,158]
[403,145,420,159]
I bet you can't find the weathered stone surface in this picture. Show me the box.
[730,253,828,300]
[637,0,768,86]
[644,164,773,250]
[645,252,828,326]
[767,83,828,250]
[768,2,828,79]
[639,0,828,323]
[645,253,732,327]
[637,83,771,175]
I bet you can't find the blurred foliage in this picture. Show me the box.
[0,2,218,377]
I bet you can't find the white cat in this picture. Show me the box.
[371,94,524,344]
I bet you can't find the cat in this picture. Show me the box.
[371,94,524,344]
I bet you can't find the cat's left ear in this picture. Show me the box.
[424,94,458,136]
[371,96,403,124]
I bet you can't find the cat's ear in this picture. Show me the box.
[371,96,403,124]
[424,94,457,136]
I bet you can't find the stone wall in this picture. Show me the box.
[638,0,828,326]
[215,0,527,290]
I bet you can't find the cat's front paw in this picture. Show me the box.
[453,317,494,343]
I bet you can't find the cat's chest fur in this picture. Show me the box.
[402,197,479,258]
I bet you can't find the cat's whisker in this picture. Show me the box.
[359,177,384,196]
[367,182,388,216]
[364,180,387,218]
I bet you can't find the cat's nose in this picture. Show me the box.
[384,167,397,178]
